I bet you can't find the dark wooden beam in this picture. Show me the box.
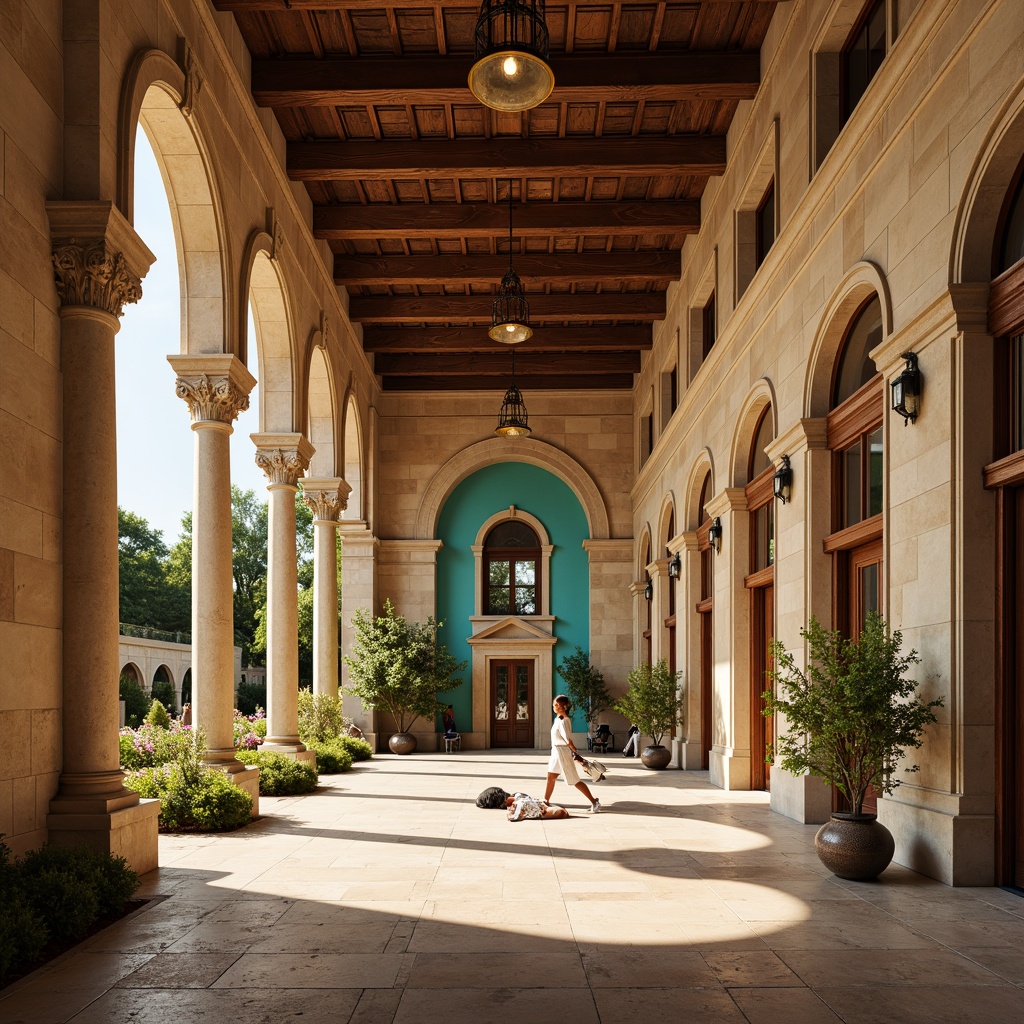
[288,136,726,182]
[315,201,700,240]
[349,292,665,323]
[216,0,775,10]
[252,53,760,107]
[374,351,640,375]
[362,325,652,353]
[335,251,679,286]
[381,373,636,392]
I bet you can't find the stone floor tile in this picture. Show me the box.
[394,986,599,1024]
[406,950,586,987]
[702,950,805,987]
[581,947,719,987]
[212,952,408,988]
[816,985,1024,1024]
[729,986,845,1023]
[957,945,1024,984]
[780,948,1012,988]
[115,951,242,988]
[593,985,748,1022]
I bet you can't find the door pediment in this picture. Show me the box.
[468,616,556,644]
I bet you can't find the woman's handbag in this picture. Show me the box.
[574,753,607,782]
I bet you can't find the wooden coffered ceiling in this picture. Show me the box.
[215,0,780,391]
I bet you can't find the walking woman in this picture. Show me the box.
[544,695,601,813]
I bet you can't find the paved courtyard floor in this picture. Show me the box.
[3,751,1024,1024]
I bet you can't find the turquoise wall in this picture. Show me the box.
[435,462,590,735]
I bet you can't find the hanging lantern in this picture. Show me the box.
[495,349,532,437]
[469,0,555,112]
[490,184,533,344]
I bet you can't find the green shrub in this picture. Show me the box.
[151,679,176,712]
[235,679,267,716]
[18,844,137,919]
[119,674,150,728]
[306,738,353,774]
[297,689,346,743]
[233,708,266,749]
[0,891,47,982]
[118,721,193,771]
[235,750,318,795]
[340,735,373,762]
[145,699,172,729]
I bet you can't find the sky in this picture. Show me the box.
[116,130,267,546]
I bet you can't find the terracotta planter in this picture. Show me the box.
[814,812,895,880]
[388,732,417,755]
[640,744,672,770]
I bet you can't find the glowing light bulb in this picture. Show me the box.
[505,323,516,333]
[502,55,519,77]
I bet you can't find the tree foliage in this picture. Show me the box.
[344,599,467,733]
[118,508,189,633]
[556,646,611,731]
[764,613,943,815]
[614,659,683,747]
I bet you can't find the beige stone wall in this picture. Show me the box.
[629,0,1021,882]
[0,1,64,856]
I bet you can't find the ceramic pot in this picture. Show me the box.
[388,732,416,755]
[640,744,672,770]
[814,812,895,880]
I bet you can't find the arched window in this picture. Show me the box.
[484,520,540,615]
[696,471,714,769]
[992,162,1024,457]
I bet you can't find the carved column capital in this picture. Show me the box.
[252,433,315,486]
[47,201,155,318]
[302,477,352,522]
[168,354,256,424]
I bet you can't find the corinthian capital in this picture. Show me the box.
[252,433,315,487]
[167,355,257,424]
[301,477,352,522]
[47,201,155,318]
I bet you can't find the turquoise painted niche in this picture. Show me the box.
[435,462,591,735]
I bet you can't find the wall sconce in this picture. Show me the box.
[891,352,921,425]
[667,552,681,579]
[643,578,653,601]
[773,454,792,504]
[708,517,722,553]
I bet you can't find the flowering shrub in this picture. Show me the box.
[233,707,267,749]
[118,720,193,771]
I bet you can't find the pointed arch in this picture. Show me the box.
[119,49,229,357]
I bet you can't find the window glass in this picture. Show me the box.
[753,504,774,572]
[867,425,884,516]
[486,521,537,548]
[843,0,886,121]
[1013,335,1024,453]
[703,293,717,358]
[750,407,774,480]
[495,669,508,720]
[485,521,540,615]
[860,562,880,619]
[1002,172,1024,273]
[515,666,529,720]
[833,296,882,407]
[756,182,775,268]
[844,438,863,528]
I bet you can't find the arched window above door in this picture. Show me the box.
[484,520,540,615]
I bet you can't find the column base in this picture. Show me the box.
[47,796,160,874]
[673,738,709,770]
[769,768,832,824]
[709,747,752,790]
[262,744,317,767]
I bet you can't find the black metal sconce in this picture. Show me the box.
[643,578,653,601]
[891,352,921,426]
[773,454,792,504]
[667,552,681,579]
[707,517,722,553]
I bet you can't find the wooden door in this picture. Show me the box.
[749,580,774,791]
[490,661,533,748]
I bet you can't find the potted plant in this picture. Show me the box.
[344,599,466,754]
[764,612,943,880]
[556,646,612,739]
[613,659,683,770]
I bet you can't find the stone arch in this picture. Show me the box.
[119,49,229,356]
[684,451,716,531]
[656,494,677,554]
[729,379,778,488]
[416,437,610,541]
[637,523,653,577]
[474,507,551,548]
[242,231,297,432]
[305,331,339,478]
[951,79,1024,285]
[153,664,175,686]
[343,392,364,520]
[804,261,892,418]
[120,662,145,689]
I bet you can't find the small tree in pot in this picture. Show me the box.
[614,659,683,770]
[764,612,943,879]
[556,646,612,737]
[345,600,466,753]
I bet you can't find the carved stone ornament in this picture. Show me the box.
[319,310,330,348]
[255,447,311,486]
[174,374,250,424]
[51,239,143,317]
[302,488,347,522]
[180,45,204,119]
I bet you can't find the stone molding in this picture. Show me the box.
[252,433,315,486]
[47,200,155,318]
[302,476,351,522]
[168,354,256,424]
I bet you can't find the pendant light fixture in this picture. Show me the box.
[495,348,531,438]
[489,182,533,344]
[469,0,555,112]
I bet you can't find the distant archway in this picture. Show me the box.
[344,394,364,520]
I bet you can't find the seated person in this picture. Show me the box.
[505,792,568,821]
[442,704,458,738]
[623,724,640,757]
[592,723,613,752]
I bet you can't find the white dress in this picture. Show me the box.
[547,714,580,785]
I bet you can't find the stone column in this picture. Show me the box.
[338,522,380,741]
[301,478,351,698]
[45,200,161,872]
[252,433,316,761]
[169,355,260,808]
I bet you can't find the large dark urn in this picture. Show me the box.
[640,744,672,770]
[389,732,417,755]
[814,812,895,880]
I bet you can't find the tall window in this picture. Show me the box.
[842,0,887,122]
[756,182,776,269]
[702,292,717,359]
[993,167,1024,457]
[484,520,539,615]
[749,408,775,571]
